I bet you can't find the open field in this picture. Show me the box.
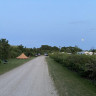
[0,57,34,75]
[46,57,96,96]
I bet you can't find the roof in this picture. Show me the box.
[16,53,28,59]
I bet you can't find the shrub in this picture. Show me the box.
[49,53,96,81]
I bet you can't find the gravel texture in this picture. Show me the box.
[0,56,58,96]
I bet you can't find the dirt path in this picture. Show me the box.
[0,56,58,96]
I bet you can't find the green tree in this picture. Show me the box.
[18,44,24,53]
[52,46,59,52]
[61,46,82,54]
[0,39,10,59]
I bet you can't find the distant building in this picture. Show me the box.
[77,51,93,55]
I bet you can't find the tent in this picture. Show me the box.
[16,53,28,59]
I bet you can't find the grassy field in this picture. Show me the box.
[0,57,34,75]
[46,57,96,96]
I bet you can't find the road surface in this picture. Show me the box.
[0,56,58,96]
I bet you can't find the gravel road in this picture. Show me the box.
[0,56,58,96]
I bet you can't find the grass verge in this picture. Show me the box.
[0,57,34,75]
[46,57,96,96]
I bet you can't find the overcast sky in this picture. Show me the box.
[0,0,96,49]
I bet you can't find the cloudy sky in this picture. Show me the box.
[0,0,96,49]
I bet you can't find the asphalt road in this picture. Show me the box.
[0,56,58,96]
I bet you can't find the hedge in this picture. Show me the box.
[49,53,96,81]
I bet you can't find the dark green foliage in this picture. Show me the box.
[40,45,59,53]
[0,39,35,59]
[18,44,24,53]
[0,39,10,59]
[61,46,82,53]
[90,48,95,55]
[40,45,81,54]
[40,45,52,50]
[9,46,35,58]
[50,53,96,81]
[9,46,22,58]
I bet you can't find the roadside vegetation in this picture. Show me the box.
[0,38,35,74]
[0,57,34,75]
[50,53,96,84]
[46,57,96,96]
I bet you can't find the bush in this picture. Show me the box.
[49,53,96,81]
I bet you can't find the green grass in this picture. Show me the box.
[0,57,34,75]
[46,57,96,96]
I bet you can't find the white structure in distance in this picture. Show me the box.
[77,51,93,55]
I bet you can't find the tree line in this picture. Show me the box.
[0,38,82,60]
